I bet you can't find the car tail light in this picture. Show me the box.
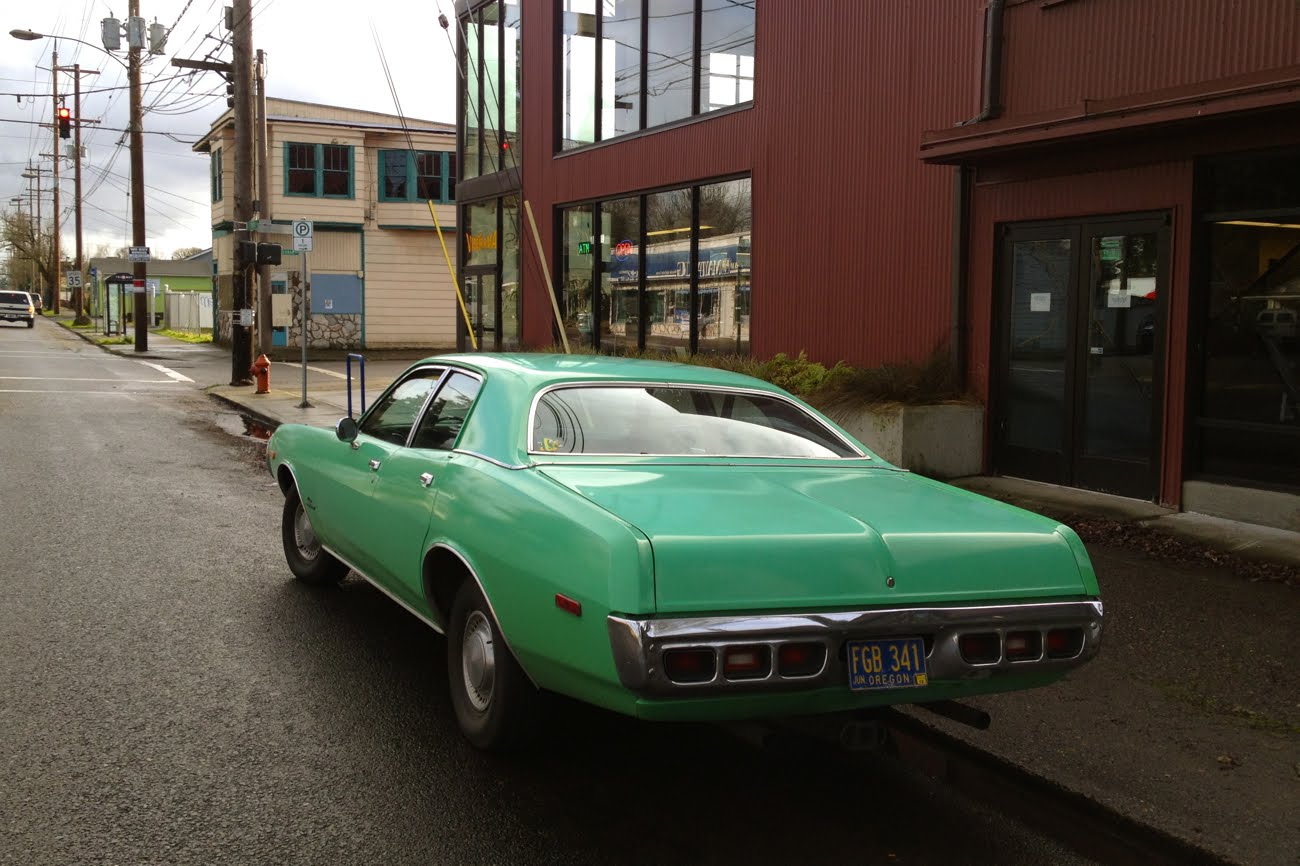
[1046,628,1085,659]
[777,642,826,677]
[958,632,1001,664]
[1004,631,1042,661]
[663,648,716,683]
[722,645,770,680]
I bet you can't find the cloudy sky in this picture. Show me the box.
[2,0,458,261]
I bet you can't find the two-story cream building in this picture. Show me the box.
[194,98,458,350]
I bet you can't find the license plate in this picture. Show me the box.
[847,637,929,691]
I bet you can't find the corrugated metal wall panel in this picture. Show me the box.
[519,0,986,367]
[1002,0,1300,116]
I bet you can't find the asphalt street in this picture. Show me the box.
[0,321,1099,864]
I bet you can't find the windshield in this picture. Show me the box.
[530,385,861,458]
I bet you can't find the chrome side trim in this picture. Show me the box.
[607,600,1103,697]
[322,544,443,634]
[452,448,530,470]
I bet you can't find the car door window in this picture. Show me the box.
[410,372,482,450]
[359,369,444,445]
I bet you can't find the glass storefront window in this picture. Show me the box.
[562,1,598,150]
[600,196,640,352]
[1198,218,1300,486]
[501,196,521,350]
[645,0,696,128]
[700,0,755,112]
[601,0,641,139]
[560,1,755,151]
[466,200,499,268]
[480,2,502,176]
[696,177,751,355]
[644,187,696,356]
[562,206,596,347]
[462,13,482,180]
[503,0,522,164]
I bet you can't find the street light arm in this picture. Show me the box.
[8,29,130,69]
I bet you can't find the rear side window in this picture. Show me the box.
[530,385,860,458]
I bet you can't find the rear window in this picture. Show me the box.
[1,291,30,304]
[530,385,860,458]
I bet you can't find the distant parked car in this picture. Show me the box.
[29,291,43,313]
[1256,308,1297,342]
[0,290,36,327]
[267,354,1105,750]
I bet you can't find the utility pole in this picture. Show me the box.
[50,47,61,314]
[255,47,272,356]
[128,0,148,352]
[229,0,255,384]
[72,63,90,324]
[21,167,47,291]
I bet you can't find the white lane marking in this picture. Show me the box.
[280,361,348,380]
[0,376,180,384]
[136,360,194,383]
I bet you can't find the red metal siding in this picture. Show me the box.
[518,0,988,367]
[1001,0,1300,117]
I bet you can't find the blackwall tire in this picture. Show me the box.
[447,580,539,750]
[281,488,348,585]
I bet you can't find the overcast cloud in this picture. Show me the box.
[2,0,458,260]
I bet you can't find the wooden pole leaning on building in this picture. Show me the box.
[523,199,569,355]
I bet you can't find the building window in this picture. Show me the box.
[461,0,522,180]
[560,0,756,151]
[285,143,354,198]
[1194,149,1300,489]
[210,148,223,202]
[379,150,455,203]
[559,175,751,355]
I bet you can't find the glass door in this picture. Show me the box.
[994,215,1168,500]
[462,269,498,351]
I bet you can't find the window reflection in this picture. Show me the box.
[562,206,596,347]
[600,196,640,352]
[696,177,751,355]
[602,0,641,138]
[700,0,755,111]
[501,196,521,349]
[562,1,598,149]
[645,0,696,127]
[1199,219,1300,485]
[645,188,695,355]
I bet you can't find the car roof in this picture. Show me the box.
[420,352,784,393]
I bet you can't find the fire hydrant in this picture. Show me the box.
[251,353,271,394]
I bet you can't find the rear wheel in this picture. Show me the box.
[447,580,539,750]
[280,488,348,585]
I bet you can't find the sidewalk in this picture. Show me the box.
[57,312,1299,865]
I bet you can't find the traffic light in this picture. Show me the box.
[57,107,71,139]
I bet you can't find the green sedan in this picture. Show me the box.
[267,354,1103,750]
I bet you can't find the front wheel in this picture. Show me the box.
[447,581,540,750]
[26,319,34,328]
[280,488,348,585]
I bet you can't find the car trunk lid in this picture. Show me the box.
[538,463,1087,614]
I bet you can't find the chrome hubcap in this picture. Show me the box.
[293,504,319,561]
[461,611,496,712]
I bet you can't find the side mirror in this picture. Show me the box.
[335,417,359,443]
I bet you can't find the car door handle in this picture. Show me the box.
[369,459,382,471]
[419,472,434,487]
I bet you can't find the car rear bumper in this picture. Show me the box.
[607,599,1103,698]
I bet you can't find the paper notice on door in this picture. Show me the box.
[1030,292,1051,312]
[1107,290,1131,308]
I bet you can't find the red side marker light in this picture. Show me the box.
[554,594,582,617]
